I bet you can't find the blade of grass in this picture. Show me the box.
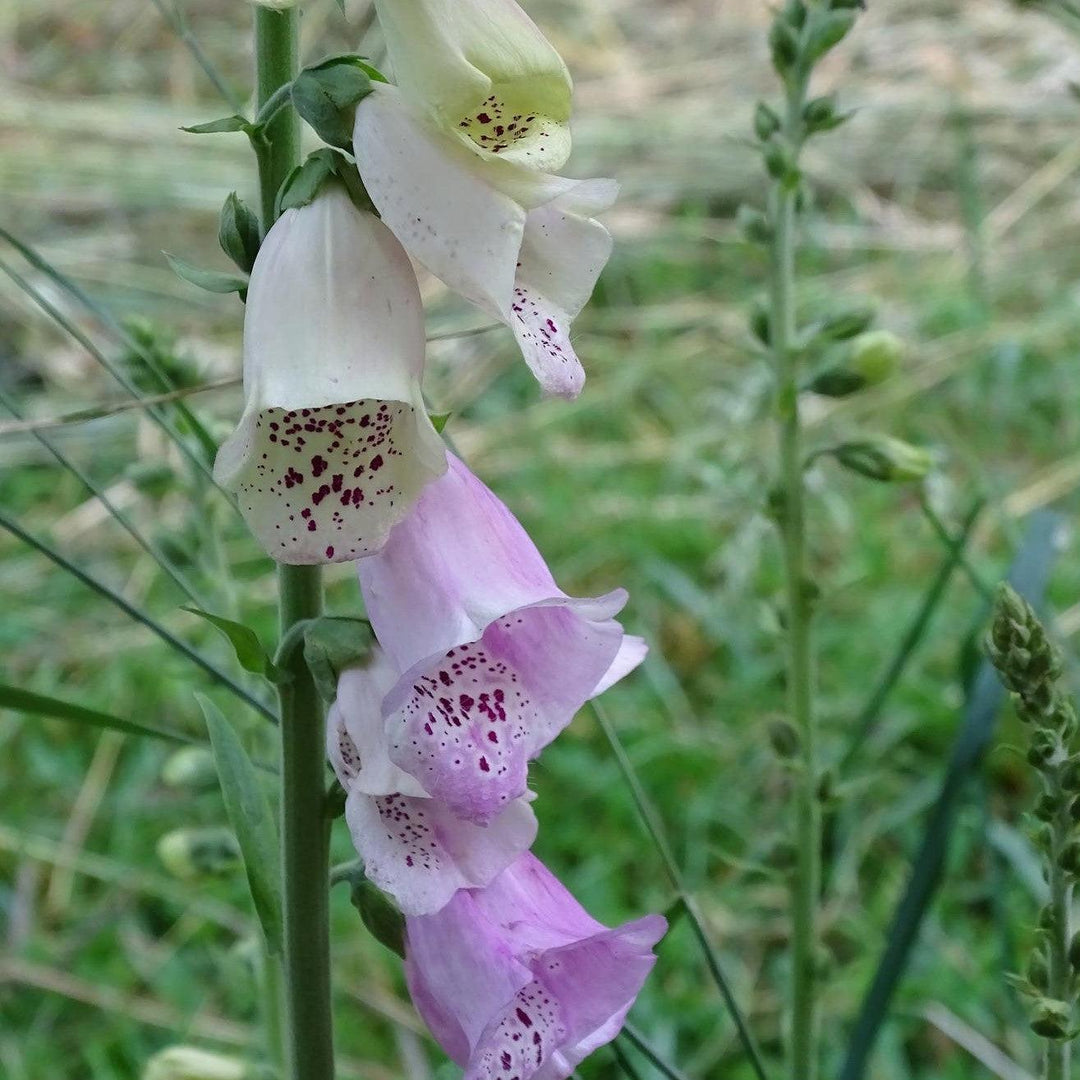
[0,389,205,604]
[841,496,985,767]
[919,492,995,600]
[0,250,234,507]
[0,683,201,745]
[591,700,770,1080]
[839,510,1062,1080]
[0,508,276,723]
[619,1025,694,1080]
[145,0,244,110]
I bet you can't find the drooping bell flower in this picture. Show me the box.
[358,453,646,827]
[328,647,538,916]
[372,0,573,171]
[214,183,447,563]
[353,85,616,399]
[405,852,666,1080]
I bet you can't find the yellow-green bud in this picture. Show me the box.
[161,747,218,793]
[142,1046,250,1080]
[849,330,903,385]
[832,435,933,483]
[157,827,241,880]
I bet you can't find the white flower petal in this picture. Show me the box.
[374,0,572,169]
[214,184,446,562]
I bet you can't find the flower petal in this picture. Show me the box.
[374,0,572,169]
[354,89,614,398]
[344,789,537,917]
[213,184,447,562]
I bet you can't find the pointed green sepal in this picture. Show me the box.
[183,607,279,682]
[163,252,248,296]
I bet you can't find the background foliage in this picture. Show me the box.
[2,1,1079,1077]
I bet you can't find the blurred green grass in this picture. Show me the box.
[2,1,1080,1078]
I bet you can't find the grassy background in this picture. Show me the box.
[2,0,1080,1077]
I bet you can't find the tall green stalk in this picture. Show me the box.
[253,8,334,1080]
[766,69,818,1080]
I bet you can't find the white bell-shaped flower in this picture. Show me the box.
[214,183,447,563]
[354,86,616,399]
[373,0,573,171]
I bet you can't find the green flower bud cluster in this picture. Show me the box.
[986,584,1080,1045]
[157,827,241,880]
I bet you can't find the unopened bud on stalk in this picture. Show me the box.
[1033,791,1059,822]
[1060,840,1080,876]
[737,205,772,244]
[1069,931,1080,970]
[769,19,800,75]
[1031,998,1072,1040]
[157,827,241,880]
[832,435,933,483]
[849,330,903,384]
[754,102,782,142]
[1028,949,1050,991]
[768,719,801,758]
[161,747,218,793]
[142,1046,251,1080]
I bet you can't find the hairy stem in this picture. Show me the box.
[1046,772,1072,1080]
[253,9,335,1080]
[770,74,818,1080]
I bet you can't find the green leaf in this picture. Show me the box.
[275,150,338,216]
[291,58,375,149]
[303,617,375,702]
[198,695,283,952]
[163,252,248,295]
[183,607,278,681]
[0,683,199,745]
[218,193,262,275]
[181,115,253,135]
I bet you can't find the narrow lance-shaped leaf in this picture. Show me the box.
[183,607,278,681]
[198,695,283,953]
[0,683,200,746]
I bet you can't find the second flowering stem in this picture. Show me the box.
[768,70,820,1080]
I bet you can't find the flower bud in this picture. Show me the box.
[848,330,903,384]
[1028,949,1050,991]
[754,102,782,142]
[142,1046,250,1080]
[783,0,808,28]
[1061,758,1080,792]
[805,10,857,65]
[768,719,801,758]
[769,19,801,73]
[1069,931,1080,971]
[803,94,848,135]
[737,205,773,245]
[763,139,799,187]
[157,827,241,880]
[1060,840,1080,876]
[807,368,866,398]
[1031,998,1072,1040]
[161,747,219,793]
[832,435,933,483]
[1033,792,1059,822]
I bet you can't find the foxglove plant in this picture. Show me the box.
[327,647,538,916]
[354,0,616,400]
[357,453,647,824]
[214,183,446,563]
[404,852,666,1080]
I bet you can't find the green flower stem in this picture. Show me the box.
[1046,778,1072,1080]
[253,8,335,1080]
[769,73,819,1080]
